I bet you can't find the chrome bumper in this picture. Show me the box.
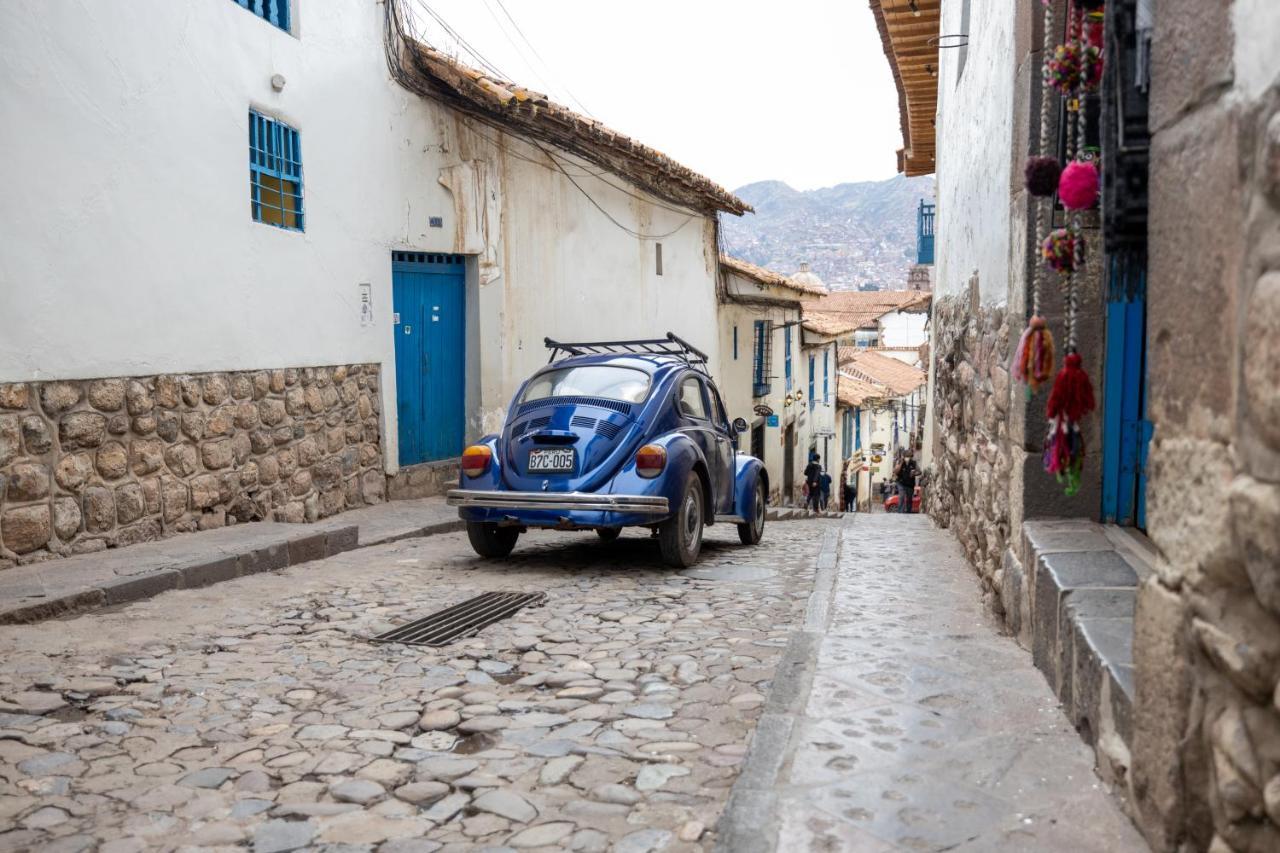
[446,489,670,514]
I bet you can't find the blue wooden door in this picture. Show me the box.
[392,252,466,465]
[1101,252,1151,528]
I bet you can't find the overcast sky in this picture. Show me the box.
[406,0,905,192]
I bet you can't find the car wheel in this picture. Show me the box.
[466,522,519,558]
[658,473,704,568]
[596,528,622,543]
[737,478,766,545]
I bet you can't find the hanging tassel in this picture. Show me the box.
[1012,316,1056,392]
[1046,351,1096,422]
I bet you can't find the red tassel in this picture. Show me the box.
[1046,352,1096,422]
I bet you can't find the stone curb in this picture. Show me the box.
[715,524,843,853]
[0,517,465,626]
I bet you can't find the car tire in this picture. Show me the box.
[596,528,622,543]
[466,522,519,558]
[737,478,766,545]
[658,473,704,568]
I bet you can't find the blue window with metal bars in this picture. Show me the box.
[233,0,289,32]
[842,410,852,457]
[784,326,792,392]
[808,355,815,405]
[855,406,862,449]
[249,110,303,231]
[752,321,770,397]
[823,350,829,402]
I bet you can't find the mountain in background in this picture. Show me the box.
[721,174,936,292]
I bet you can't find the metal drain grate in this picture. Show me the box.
[371,592,547,647]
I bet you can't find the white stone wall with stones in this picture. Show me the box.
[0,366,384,567]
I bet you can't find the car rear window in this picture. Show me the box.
[521,365,651,404]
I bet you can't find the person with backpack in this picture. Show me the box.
[892,449,920,514]
[819,468,833,512]
[803,453,823,513]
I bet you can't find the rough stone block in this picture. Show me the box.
[326,526,359,556]
[52,497,81,540]
[21,416,52,455]
[1131,579,1192,852]
[0,383,28,409]
[39,382,81,416]
[54,453,93,492]
[183,556,239,588]
[287,533,327,565]
[190,474,221,510]
[129,439,164,476]
[82,486,115,533]
[240,543,289,575]
[95,441,129,480]
[2,505,52,554]
[202,439,234,471]
[1149,0,1234,132]
[1148,101,1242,435]
[59,412,107,450]
[6,463,50,502]
[116,518,161,547]
[98,569,181,605]
[164,443,199,478]
[0,415,20,467]
[1069,614,1135,747]
[115,483,145,525]
[202,375,229,406]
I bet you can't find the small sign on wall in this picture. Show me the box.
[766,414,779,427]
[359,283,373,327]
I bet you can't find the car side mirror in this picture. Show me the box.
[732,417,749,433]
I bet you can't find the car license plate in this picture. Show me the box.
[528,448,575,473]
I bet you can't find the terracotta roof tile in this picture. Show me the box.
[721,255,829,297]
[837,372,890,408]
[838,349,926,396]
[800,290,931,333]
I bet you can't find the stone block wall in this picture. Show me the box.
[1130,3,1280,851]
[928,281,1015,616]
[0,365,385,567]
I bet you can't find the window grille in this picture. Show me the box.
[752,321,772,398]
[233,0,289,33]
[249,110,303,231]
[808,355,816,405]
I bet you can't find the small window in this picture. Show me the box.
[233,0,290,33]
[655,243,663,276]
[733,326,738,360]
[678,378,708,420]
[250,110,304,231]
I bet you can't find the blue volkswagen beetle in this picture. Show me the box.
[445,334,768,567]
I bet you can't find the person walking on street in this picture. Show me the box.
[819,468,833,512]
[803,453,823,514]
[892,449,919,514]
[843,467,857,512]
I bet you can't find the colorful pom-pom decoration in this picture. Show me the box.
[1044,42,1082,94]
[1058,161,1099,210]
[1082,44,1103,91]
[1025,156,1062,197]
[1012,315,1056,392]
[1042,228,1080,273]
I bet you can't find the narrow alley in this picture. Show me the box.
[0,512,1140,852]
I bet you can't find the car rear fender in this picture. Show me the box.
[732,453,767,520]
[607,432,706,515]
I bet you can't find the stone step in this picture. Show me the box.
[1022,519,1149,781]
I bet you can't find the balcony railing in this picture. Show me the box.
[917,199,935,265]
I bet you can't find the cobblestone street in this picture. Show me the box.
[0,521,821,852]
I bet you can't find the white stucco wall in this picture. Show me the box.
[934,0,1016,306]
[879,311,929,348]
[0,0,722,471]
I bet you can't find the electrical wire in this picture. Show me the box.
[492,0,597,119]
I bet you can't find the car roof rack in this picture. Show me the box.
[544,332,710,374]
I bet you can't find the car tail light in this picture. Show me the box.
[461,445,492,478]
[635,444,666,478]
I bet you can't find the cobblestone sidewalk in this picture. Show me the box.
[0,520,823,852]
[720,512,1147,852]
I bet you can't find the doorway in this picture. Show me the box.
[783,423,795,504]
[391,252,466,466]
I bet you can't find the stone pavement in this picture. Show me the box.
[0,498,460,624]
[719,512,1147,852]
[0,518,823,851]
